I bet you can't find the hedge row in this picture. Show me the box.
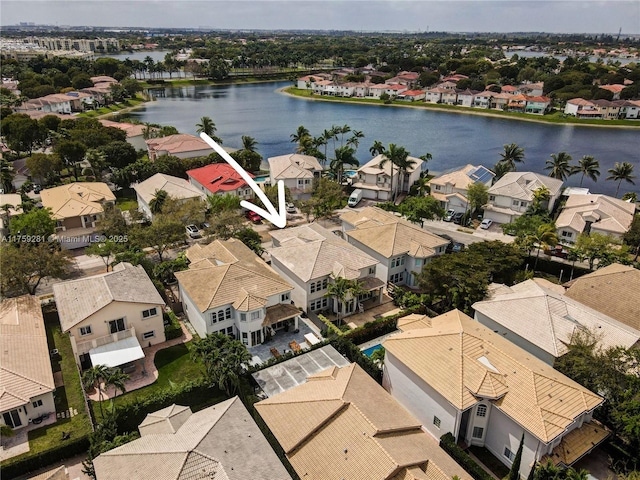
[1,435,90,480]
[345,304,426,345]
[317,313,345,337]
[163,311,183,340]
[330,337,382,384]
[439,433,494,480]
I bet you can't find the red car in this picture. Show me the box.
[245,210,262,223]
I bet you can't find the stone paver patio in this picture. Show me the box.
[248,319,321,364]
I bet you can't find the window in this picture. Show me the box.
[472,427,484,438]
[32,399,43,408]
[520,201,527,207]
[79,325,92,336]
[477,405,487,417]
[504,447,515,461]
[281,293,290,302]
[434,185,441,191]
[368,267,376,275]
[562,231,573,238]
[226,326,234,336]
[142,307,158,318]
[142,331,155,339]
[310,282,316,293]
[489,195,495,201]
[211,307,232,325]
[251,310,261,320]
[240,313,247,322]
[310,298,328,311]
[108,318,126,334]
[512,200,520,206]
[433,416,441,428]
[242,332,248,345]
[415,259,422,267]
[322,279,328,290]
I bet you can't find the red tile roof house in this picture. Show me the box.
[187,163,255,200]
[598,84,626,100]
[397,90,426,102]
[146,134,214,161]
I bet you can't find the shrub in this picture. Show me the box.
[317,314,344,337]
[440,433,494,480]
[330,337,381,384]
[163,311,183,340]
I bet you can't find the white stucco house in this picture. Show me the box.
[269,223,384,317]
[175,239,300,346]
[351,154,426,202]
[428,164,495,214]
[341,207,449,287]
[133,173,205,221]
[382,310,608,478]
[483,172,564,224]
[53,262,166,371]
[267,153,323,199]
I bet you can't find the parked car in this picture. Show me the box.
[286,202,296,214]
[199,222,210,230]
[33,184,42,194]
[544,245,570,259]
[443,210,456,222]
[246,210,262,223]
[479,218,493,230]
[186,224,201,238]
[440,234,464,254]
[452,212,464,225]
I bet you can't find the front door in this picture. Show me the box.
[251,329,262,346]
[3,409,22,428]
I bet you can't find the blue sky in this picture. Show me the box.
[1,1,639,34]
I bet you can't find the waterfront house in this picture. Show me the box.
[489,92,511,110]
[146,133,214,161]
[564,98,602,119]
[16,93,73,115]
[41,182,116,249]
[473,278,640,365]
[506,94,527,112]
[591,99,622,120]
[564,264,640,332]
[382,310,608,478]
[519,82,545,97]
[256,363,471,480]
[268,153,323,199]
[616,99,640,119]
[472,91,493,108]
[53,262,166,371]
[187,163,254,200]
[94,397,291,480]
[397,89,426,101]
[524,95,551,115]
[0,295,56,430]
[175,239,299,346]
[456,88,478,107]
[483,172,563,224]
[424,86,449,103]
[556,194,636,242]
[133,173,205,221]
[427,164,495,214]
[269,223,383,317]
[351,154,426,201]
[500,85,519,95]
[341,207,449,287]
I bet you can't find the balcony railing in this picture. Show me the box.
[76,327,135,354]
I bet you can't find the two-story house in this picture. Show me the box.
[428,165,495,214]
[382,310,608,478]
[41,182,116,249]
[483,172,564,224]
[53,262,166,371]
[176,239,299,346]
[146,134,214,161]
[187,163,255,200]
[341,207,449,287]
[555,194,636,242]
[267,153,323,199]
[0,295,56,430]
[352,154,426,202]
[134,173,205,221]
[269,223,384,318]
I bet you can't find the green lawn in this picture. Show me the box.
[78,96,146,118]
[1,313,93,468]
[468,445,510,479]
[115,188,138,212]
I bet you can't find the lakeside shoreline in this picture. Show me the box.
[278,87,640,130]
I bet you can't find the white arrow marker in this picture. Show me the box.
[199,132,287,229]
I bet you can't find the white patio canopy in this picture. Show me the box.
[89,336,144,368]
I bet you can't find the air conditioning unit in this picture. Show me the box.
[50,349,59,357]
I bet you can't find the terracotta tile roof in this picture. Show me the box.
[146,134,213,156]
[526,95,551,103]
[383,310,603,443]
[501,85,518,92]
[488,172,563,201]
[94,397,292,480]
[357,154,424,177]
[567,98,595,106]
[268,154,322,180]
[133,173,204,205]
[40,182,115,220]
[53,263,165,331]
[187,163,253,194]
[599,84,626,93]
[342,207,448,259]
[401,90,426,96]
[473,279,640,358]
[270,223,377,281]
[540,421,609,466]
[176,239,291,312]
[556,194,635,236]
[564,264,640,331]
[0,295,56,412]
[256,364,470,480]
[99,119,146,138]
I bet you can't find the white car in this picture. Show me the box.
[186,224,202,238]
[286,202,296,214]
[480,218,493,230]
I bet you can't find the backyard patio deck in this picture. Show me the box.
[248,318,322,364]
[323,294,399,329]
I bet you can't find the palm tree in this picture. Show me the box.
[346,130,364,149]
[622,192,637,202]
[498,143,525,172]
[378,144,409,202]
[290,125,310,146]
[573,155,600,187]
[324,276,365,325]
[1,159,15,194]
[104,367,129,408]
[82,364,110,418]
[149,189,168,214]
[528,223,558,269]
[196,116,217,137]
[492,161,512,182]
[607,162,636,197]
[241,135,258,152]
[545,152,574,181]
[85,149,107,182]
[330,145,358,183]
[339,124,351,147]
[369,140,385,157]
[313,136,328,164]
[395,154,417,194]
[531,186,551,214]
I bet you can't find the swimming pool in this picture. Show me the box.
[362,344,383,357]
[344,170,358,178]
[254,175,270,182]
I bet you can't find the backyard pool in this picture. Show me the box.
[254,175,270,182]
[344,170,358,178]
[362,344,383,357]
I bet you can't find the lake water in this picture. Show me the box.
[125,81,640,197]
[504,50,638,65]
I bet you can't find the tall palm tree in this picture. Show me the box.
[82,364,110,418]
[607,161,636,197]
[499,143,525,172]
[545,152,574,181]
[290,125,310,146]
[313,136,328,164]
[324,276,365,325]
[241,135,258,152]
[339,124,351,147]
[0,159,15,194]
[378,144,409,202]
[419,153,433,163]
[492,161,512,182]
[395,154,417,193]
[149,189,168,214]
[369,140,385,157]
[528,223,558,269]
[346,130,364,149]
[330,145,358,183]
[104,367,129,408]
[573,155,600,187]
[196,116,216,137]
